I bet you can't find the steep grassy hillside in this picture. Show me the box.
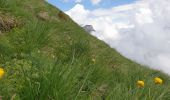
[0,0,170,99]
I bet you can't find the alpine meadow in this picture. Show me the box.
[0,0,170,100]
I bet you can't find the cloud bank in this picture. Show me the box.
[66,0,170,75]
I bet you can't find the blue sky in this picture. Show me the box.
[48,0,136,11]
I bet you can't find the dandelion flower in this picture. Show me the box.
[154,77,163,84]
[137,80,144,88]
[0,68,5,79]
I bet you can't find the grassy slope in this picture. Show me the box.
[0,0,170,99]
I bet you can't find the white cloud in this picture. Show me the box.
[66,0,170,75]
[75,0,82,3]
[91,0,102,5]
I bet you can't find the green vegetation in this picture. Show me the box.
[0,0,170,99]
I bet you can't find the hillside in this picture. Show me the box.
[0,0,170,100]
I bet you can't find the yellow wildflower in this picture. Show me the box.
[137,80,144,88]
[154,77,163,84]
[0,68,5,79]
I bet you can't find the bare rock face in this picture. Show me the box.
[83,25,95,33]
[37,12,50,21]
[0,13,17,32]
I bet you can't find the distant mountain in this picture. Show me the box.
[83,25,95,33]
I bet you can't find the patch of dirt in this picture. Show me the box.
[0,13,18,32]
[58,11,70,21]
[37,11,50,21]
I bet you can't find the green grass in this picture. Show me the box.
[0,0,170,99]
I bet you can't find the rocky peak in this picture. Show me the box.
[83,25,95,33]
